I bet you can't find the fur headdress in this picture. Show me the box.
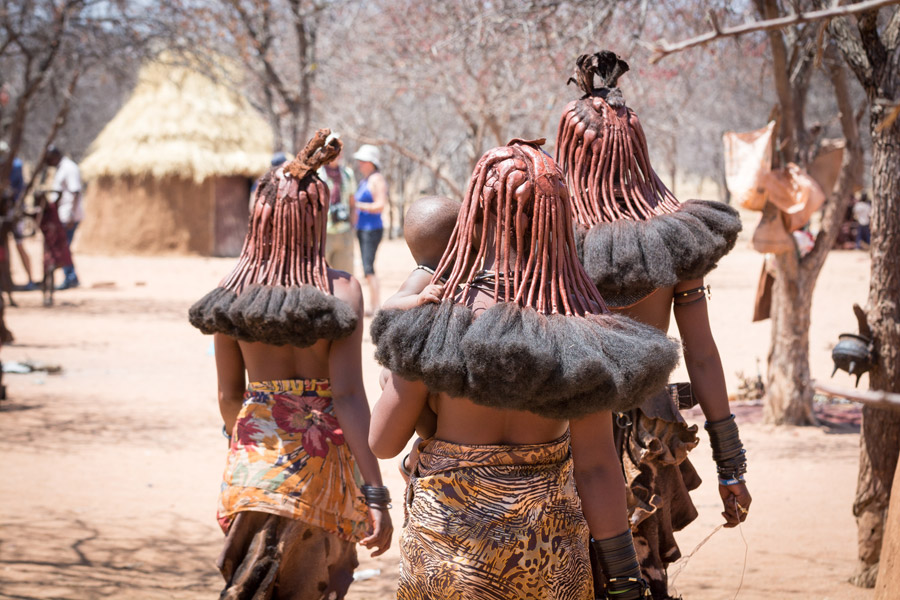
[556,51,742,306]
[188,129,357,346]
[372,139,679,419]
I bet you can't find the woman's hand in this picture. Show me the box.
[719,481,751,527]
[360,506,393,557]
[416,284,444,305]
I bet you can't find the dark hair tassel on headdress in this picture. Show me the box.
[557,50,742,306]
[373,139,680,418]
[188,129,357,346]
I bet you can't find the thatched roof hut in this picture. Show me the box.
[79,60,273,256]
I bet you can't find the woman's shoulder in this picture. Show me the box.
[329,269,363,312]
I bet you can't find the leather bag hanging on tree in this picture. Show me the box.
[723,121,775,210]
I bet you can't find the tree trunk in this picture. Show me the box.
[852,104,900,587]
[874,457,900,598]
[764,249,817,425]
[763,49,862,425]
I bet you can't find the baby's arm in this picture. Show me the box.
[383,268,442,310]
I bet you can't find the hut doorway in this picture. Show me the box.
[213,176,252,257]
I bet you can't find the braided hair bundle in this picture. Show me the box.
[373,139,680,419]
[189,129,357,347]
[556,51,742,306]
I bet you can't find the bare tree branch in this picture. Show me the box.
[648,0,900,64]
[21,68,82,204]
[804,43,863,266]
[350,133,463,199]
[857,7,888,68]
[827,11,874,85]
[885,6,900,46]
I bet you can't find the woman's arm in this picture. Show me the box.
[357,172,388,213]
[370,372,429,459]
[673,277,751,527]
[329,276,392,555]
[571,412,652,597]
[214,333,246,435]
[671,278,730,423]
[329,278,383,487]
[569,410,629,540]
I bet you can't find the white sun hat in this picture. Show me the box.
[352,144,381,170]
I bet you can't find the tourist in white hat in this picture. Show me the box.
[352,144,387,315]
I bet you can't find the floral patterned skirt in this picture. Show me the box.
[217,379,369,542]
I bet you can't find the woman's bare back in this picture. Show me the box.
[238,338,331,382]
[613,286,675,331]
[236,268,358,383]
[426,286,568,446]
[430,392,568,445]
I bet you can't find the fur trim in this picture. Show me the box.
[188,284,358,347]
[582,200,741,306]
[371,302,680,419]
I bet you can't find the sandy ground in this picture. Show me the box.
[0,213,877,600]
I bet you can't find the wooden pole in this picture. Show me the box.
[813,380,900,412]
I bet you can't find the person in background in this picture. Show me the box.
[1,140,35,291]
[47,146,81,290]
[351,144,386,315]
[853,193,871,250]
[318,134,356,274]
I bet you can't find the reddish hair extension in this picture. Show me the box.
[555,51,680,225]
[432,139,608,316]
[372,139,682,418]
[223,129,338,293]
[189,129,357,346]
[554,51,743,307]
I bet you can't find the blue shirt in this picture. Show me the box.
[10,158,23,200]
[355,177,383,231]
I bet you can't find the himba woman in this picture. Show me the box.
[189,130,392,600]
[370,138,682,599]
[555,51,751,600]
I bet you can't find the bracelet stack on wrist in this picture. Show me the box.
[705,414,747,486]
[590,530,651,599]
[360,485,392,510]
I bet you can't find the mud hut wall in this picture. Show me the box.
[79,175,215,255]
[213,176,251,257]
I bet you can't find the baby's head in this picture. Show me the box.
[404,196,461,269]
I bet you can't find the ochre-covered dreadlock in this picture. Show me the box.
[372,139,680,419]
[555,50,743,306]
[189,129,357,347]
[432,140,605,315]
[556,52,680,224]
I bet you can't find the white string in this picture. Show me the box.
[668,498,749,599]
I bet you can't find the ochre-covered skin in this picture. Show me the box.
[189,129,357,347]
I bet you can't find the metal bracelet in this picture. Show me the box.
[360,485,392,506]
